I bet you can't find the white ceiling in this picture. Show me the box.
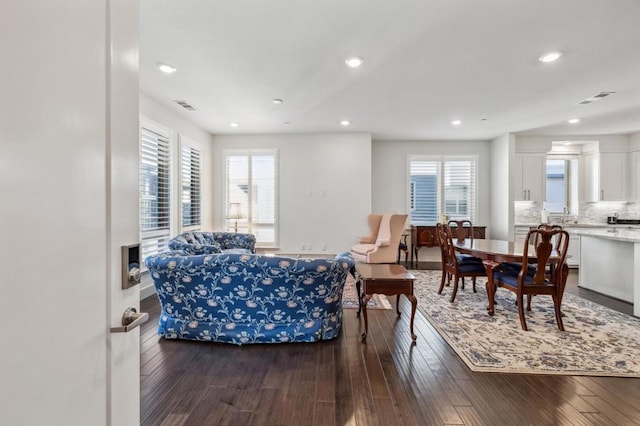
[140,0,640,141]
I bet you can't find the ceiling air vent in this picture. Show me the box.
[174,100,197,111]
[575,91,616,105]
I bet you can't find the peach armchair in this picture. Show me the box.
[350,213,408,263]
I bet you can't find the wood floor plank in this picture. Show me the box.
[139,268,640,426]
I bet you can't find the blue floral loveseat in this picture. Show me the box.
[145,251,355,345]
[168,231,256,255]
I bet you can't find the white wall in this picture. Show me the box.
[140,94,215,229]
[212,133,372,254]
[371,140,492,228]
[490,134,514,240]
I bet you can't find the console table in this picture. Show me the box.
[411,224,486,266]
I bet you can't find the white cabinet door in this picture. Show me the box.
[599,153,627,201]
[514,154,545,201]
[514,226,532,246]
[631,151,640,201]
[566,234,580,268]
[583,152,627,201]
[582,152,599,202]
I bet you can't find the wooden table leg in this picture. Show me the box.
[356,277,362,317]
[361,293,372,341]
[482,261,497,316]
[408,294,417,341]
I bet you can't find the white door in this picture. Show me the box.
[0,1,140,425]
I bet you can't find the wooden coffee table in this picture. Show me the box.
[355,263,417,341]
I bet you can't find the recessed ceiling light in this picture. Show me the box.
[451,120,462,126]
[229,122,239,128]
[340,120,350,126]
[345,57,364,68]
[538,51,562,63]
[563,142,572,145]
[272,98,283,104]
[157,62,177,73]
[568,118,581,124]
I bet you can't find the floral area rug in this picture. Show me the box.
[342,273,392,310]
[412,270,640,377]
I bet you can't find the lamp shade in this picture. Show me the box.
[227,202,243,220]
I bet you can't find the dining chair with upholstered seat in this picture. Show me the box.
[447,219,483,264]
[486,227,570,331]
[436,223,486,303]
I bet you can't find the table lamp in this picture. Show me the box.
[227,202,243,233]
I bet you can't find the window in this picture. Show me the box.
[545,157,578,214]
[408,156,476,224]
[180,139,201,230]
[140,125,171,260]
[225,150,278,246]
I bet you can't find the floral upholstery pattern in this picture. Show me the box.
[145,251,355,345]
[168,231,256,255]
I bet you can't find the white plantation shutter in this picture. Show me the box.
[409,156,476,223]
[225,150,278,246]
[409,160,439,224]
[140,126,171,259]
[180,143,201,229]
[443,159,476,221]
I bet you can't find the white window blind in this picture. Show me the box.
[409,157,476,224]
[225,150,278,246]
[140,126,171,259]
[180,143,201,229]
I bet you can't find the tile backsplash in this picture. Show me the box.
[514,201,640,224]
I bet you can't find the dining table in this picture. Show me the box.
[453,238,567,316]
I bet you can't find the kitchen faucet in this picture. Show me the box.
[561,206,569,224]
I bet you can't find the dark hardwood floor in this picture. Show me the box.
[140,269,639,426]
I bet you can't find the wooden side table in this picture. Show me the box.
[355,263,417,341]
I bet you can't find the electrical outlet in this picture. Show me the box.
[321,243,327,251]
[307,243,312,251]
[300,243,305,250]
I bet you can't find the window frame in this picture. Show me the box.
[223,148,279,248]
[179,135,202,232]
[139,119,172,261]
[407,155,478,224]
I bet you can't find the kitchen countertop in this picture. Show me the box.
[570,228,640,243]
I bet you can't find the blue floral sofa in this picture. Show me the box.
[168,231,256,255]
[145,251,355,345]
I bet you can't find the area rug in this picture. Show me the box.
[412,270,640,377]
[342,273,392,310]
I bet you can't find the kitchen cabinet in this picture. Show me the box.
[566,234,580,268]
[513,154,545,201]
[514,225,533,247]
[631,150,640,201]
[583,152,627,201]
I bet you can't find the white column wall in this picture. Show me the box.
[490,134,514,240]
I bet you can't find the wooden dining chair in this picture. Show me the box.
[486,227,570,331]
[447,219,474,242]
[436,223,486,303]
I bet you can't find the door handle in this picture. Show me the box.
[110,307,149,333]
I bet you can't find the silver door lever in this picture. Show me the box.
[110,307,149,333]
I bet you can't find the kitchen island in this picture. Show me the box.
[573,228,640,316]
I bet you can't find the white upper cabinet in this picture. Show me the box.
[583,152,628,201]
[631,150,640,202]
[513,154,546,201]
